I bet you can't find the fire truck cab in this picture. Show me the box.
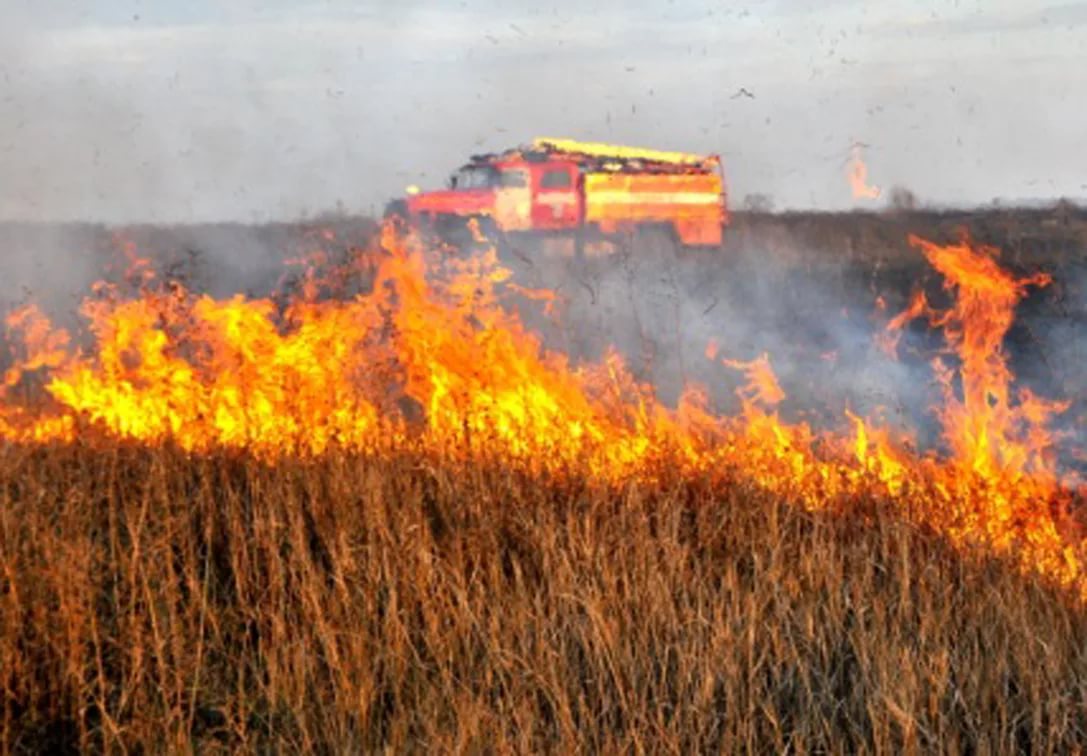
[390,138,728,248]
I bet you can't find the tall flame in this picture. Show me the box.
[848,144,881,200]
[0,225,1083,596]
[888,235,1068,480]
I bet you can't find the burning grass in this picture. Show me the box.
[3,442,1087,752]
[2,222,1087,749]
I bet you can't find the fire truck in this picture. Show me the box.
[386,138,728,251]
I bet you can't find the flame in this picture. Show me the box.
[877,289,928,357]
[888,235,1068,480]
[848,144,881,200]
[704,339,719,361]
[723,353,786,408]
[0,226,1084,597]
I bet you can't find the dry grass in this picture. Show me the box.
[1,442,1086,752]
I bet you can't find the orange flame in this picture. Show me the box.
[0,226,1084,596]
[888,235,1068,480]
[723,353,786,409]
[848,144,881,200]
[877,289,928,357]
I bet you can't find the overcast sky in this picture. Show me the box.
[2,1,1085,223]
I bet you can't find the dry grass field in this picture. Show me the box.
[3,442,1086,752]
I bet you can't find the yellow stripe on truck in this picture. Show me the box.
[586,192,720,205]
[583,172,723,223]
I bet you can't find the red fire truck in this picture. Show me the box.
[386,138,728,250]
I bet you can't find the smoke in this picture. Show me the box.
[1,209,1083,476]
[503,229,935,437]
[496,215,1087,472]
[1030,256,1087,461]
[0,217,373,333]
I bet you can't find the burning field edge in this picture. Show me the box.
[1,209,1087,749]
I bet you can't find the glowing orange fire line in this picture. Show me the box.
[0,224,1083,597]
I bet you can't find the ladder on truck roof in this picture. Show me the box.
[532,137,718,169]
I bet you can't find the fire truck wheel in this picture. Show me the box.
[383,199,408,222]
[464,217,509,259]
[573,229,586,263]
[632,226,680,266]
[434,215,478,252]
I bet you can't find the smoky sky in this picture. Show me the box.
[1,0,1086,223]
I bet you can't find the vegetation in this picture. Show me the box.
[3,208,1086,750]
[3,442,1085,752]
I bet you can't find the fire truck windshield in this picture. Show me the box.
[450,166,528,190]
[451,166,498,190]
